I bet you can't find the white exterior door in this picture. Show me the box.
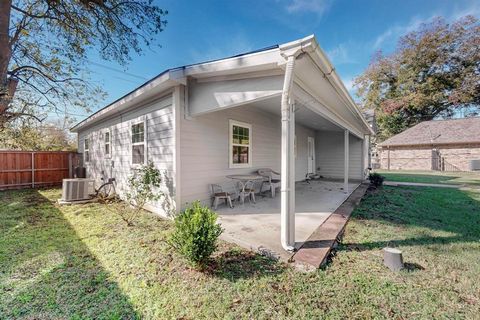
[307,136,315,174]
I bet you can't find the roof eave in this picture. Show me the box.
[71,47,282,133]
[70,70,181,132]
[280,35,374,136]
[380,140,480,148]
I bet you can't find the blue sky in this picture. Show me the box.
[66,0,480,121]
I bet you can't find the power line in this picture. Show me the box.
[87,60,149,81]
[46,110,90,117]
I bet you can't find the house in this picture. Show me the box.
[378,117,480,171]
[71,35,373,252]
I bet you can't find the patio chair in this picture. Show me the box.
[258,168,281,198]
[210,184,234,210]
[237,180,256,205]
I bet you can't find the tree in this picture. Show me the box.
[0,0,167,125]
[0,118,77,150]
[355,16,480,141]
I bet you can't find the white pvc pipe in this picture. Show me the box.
[280,55,296,251]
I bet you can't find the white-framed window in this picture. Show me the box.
[104,129,111,158]
[229,120,252,168]
[131,121,146,165]
[84,137,90,163]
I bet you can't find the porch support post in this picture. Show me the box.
[281,55,296,251]
[344,129,349,193]
[362,135,370,180]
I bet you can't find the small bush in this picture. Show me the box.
[121,162,163,226]
[169,201,223,268]
[369,172,385,187]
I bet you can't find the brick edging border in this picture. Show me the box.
[290,183,370,271]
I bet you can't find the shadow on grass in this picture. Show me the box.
[404,262,425,271]
[340,186,480,252]
[205,248,285,282]
[0,189,138,319]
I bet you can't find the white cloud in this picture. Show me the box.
[326,43,357,65]
[372,1,480,51]
[343,78,354,91]
[451,0,480,20]
[339,75,360,98]
[373,15,426,49]
[284,0,332,16]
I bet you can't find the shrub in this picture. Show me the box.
[368,172,385,187]
[169,201,223,268]
[121,162,163,226]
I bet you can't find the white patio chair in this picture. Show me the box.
[236,180,256,205]
[210,184,234,210]
[258,168,281,198]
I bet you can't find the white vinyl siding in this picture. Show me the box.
[315,130,363,180]
[179,103,315,206]
[77,94,174,216]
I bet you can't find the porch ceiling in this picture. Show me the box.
[245,96,343,132]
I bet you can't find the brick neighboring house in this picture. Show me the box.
[379,117,480,172]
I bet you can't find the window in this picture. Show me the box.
[131,122,145,164]
[104,130,111,157]
[84,137,90,163]
[229,120,252,168]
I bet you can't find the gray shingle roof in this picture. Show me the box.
[379,117,480,147]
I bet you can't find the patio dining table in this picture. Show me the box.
[226,174,265,204]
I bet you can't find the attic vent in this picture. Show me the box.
[469,160,480,171]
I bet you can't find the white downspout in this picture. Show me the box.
[281,55,296,251]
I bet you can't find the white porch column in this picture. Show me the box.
[344,129,349,193]
[362,135,370,179]
[281,55,296,251]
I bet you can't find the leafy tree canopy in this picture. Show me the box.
[0,0,167,125]
[0,118,77,151]
[355,16,479,141]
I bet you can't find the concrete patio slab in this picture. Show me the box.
[216,180,360,261]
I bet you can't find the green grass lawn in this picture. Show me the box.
[375,170,480,186]
[1,187,479,319]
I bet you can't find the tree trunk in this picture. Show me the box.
[0,0,12,117]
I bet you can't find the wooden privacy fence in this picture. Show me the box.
[0,151,79,190]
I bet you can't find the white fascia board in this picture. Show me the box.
[278,35,374,136]
[279,34,317,58]
[307,44,374,135]
[184,48,282,79]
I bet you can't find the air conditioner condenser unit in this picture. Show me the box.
[469,160,480,171]
[61,178,95,202]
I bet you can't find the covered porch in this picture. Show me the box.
[181,35,373,256]
[208,93,365,259]
[217,179,359,260]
